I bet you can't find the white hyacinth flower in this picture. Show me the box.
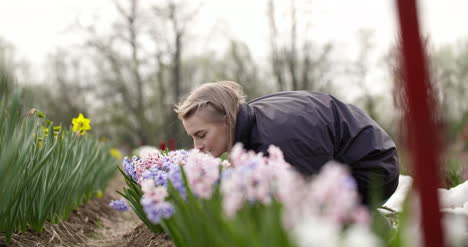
[342,225,383,247]
[293,216,340,247]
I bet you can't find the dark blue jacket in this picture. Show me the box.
[234,91,399,204]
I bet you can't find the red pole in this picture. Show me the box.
[395,0,444,246]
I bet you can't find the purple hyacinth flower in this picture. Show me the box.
[110,198,130,212]
[168,165,186,198]
[154,170,168,186]
[123,157,138,182]
[142,201,175,224]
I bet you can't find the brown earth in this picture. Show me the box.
[0,174,174,247]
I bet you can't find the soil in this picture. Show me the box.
[0,174,174,247]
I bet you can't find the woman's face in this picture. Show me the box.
[182,108,228,157]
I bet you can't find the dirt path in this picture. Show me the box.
[85,210,138,247]
[84,175,141,247]
[85,175,173,247]
[0,174,173,247]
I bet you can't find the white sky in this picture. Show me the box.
[1,0,468,84]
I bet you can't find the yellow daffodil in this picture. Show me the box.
[38,136,43,148]
[72,113,91,135]
[110,148,123,160]
[36,110,45,118]
[41,126,49,136]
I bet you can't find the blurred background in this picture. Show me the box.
[1,0,467,184]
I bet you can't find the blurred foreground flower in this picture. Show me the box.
[185,149,221,199]
[72,113,91,135]
[116,144,379,246]
[109,198,129,212]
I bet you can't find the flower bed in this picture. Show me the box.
[0,88,117,242]
[115,145,381,247]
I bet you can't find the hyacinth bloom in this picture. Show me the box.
[281,162,371,227]
[109,198,130,212]
[293,217,382,247]
[223,143,370,228]
[184,150,221,199]
[221,160,231,168]
[122,157,138,182]
[120,142,372,245]
[140,161,186,197]
[121,150,189,224]
[222,144,281,217]
[122,150,189,185]
[140,179,175,224]
[229,143,266,168]
[167,149,189,166]
[135,153,164,183]
[141,179,169,203]
[141,199,175,224]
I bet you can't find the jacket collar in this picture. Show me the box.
[234,103,255,147]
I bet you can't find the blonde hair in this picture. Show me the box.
[174,81,246,151]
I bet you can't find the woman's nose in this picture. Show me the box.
[194,140,204,150]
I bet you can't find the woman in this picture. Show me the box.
[175,81,399,205]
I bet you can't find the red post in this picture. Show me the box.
[395,0,444,246]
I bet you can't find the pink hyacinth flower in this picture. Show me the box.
[184,150,221,199]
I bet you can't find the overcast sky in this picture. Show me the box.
[1,0,468,84]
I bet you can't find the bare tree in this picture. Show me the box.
[46,49,91,124]
[151,0,201,143]
[215,40,265,99]
[287,0,299,90]
[116,0,148,144]
[267,0,335,92]
[347,30,380,122]
[300,42,333,91]
[0,38,16,98]
[82,0,156,146]
[267,0,286,91]
[432,41,468,137]
[0,38,32,84]
[0,39,15,73]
